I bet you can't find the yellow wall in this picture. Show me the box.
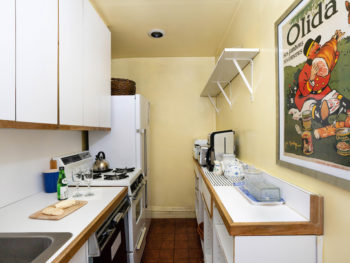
[215,0,350,262]
[112,57,215,216]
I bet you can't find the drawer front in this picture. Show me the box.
[202,180,212,217]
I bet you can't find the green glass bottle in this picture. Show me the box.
[57,167,68,200]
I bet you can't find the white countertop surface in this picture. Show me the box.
[200,166,308,223]
[0,187,127,262]
[213,186,307,222]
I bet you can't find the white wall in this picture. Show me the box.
[0,129,82,208]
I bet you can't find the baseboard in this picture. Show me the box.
[150,206,195,218]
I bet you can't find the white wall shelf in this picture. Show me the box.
[201,48,259,111]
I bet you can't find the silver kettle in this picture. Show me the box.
[93,151,109,172]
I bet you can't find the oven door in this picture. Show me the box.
[128,181,147,263]
[90,197,130,263]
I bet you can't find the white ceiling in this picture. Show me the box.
[90,0,239,58]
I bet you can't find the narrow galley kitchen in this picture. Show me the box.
[1,0,350,263]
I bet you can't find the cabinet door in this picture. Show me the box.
[68,242,88,263]
[16,0,58,124]
[235,236,317,263]
[82,0,100,127]
[98,23,111,128]
[0,0,15,121]
[83,0,111,128]
[59,0,83,126]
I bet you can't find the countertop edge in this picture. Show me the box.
[51,187,128,263]
[194,160,324,236]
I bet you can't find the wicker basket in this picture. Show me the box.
[111,78,136,95]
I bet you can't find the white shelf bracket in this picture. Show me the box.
[215,81,232,107]
[229,58,254,102]
[208,94,219,113]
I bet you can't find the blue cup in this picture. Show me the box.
[43,169,59,193]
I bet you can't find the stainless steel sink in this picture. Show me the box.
[0,232,72,263]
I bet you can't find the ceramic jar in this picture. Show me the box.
[221,154,244,185]
[213,160,223,176]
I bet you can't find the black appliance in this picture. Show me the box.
[89,196,130,263]
[206,130,235,171]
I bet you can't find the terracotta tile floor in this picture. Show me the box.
[142,218,204,263]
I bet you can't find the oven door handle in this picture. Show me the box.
[136,227,147,250]
[113,205,130,224]
[130,182,145,201]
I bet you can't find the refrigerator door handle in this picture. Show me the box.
[144,129,147,177]
[136,128,147,176]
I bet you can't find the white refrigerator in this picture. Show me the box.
[89,94,151,229]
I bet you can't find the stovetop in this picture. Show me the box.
[54,151,143,188]
[69,167,142,187]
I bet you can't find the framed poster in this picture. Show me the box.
[275,0,350,185]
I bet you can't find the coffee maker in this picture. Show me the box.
[206,130,235,171]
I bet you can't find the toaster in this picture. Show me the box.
[193,139,208,160]
[199,147,208,166]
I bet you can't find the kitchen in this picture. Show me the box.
[0,0,350,262]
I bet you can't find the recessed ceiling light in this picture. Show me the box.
[148,29,165,39]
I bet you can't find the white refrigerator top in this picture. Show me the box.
[89,94,150,177]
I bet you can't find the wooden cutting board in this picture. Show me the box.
[29,200,88,220]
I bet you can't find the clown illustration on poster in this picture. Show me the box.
[276,0,350,180]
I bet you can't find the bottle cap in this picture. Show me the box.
[59,166,64,171]
[50,158,57,169]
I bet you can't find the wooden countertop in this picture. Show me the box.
[194,160,324,236]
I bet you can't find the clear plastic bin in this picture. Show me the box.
[244,174,281,202]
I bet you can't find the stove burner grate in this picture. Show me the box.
[113,167,135,173]
[93,173,102,180]
[104,173,129,180]
[93,168,113,173]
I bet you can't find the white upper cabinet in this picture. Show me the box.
[0,0,15,121]
[83,0,101,127]
[16,0,58,124]
[0,0,110,129]
[97,14,111,128]
[83,0,111,128]
[59,0,84,126]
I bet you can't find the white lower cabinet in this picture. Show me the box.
[213,206,232,263]
[203,198,213,263]
[68,241,88,263]
[195,167,204,226]
[234,235,316,263]
[210,205,319,263]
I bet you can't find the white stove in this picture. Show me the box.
[54,151,147,263]
[54,151,143,194]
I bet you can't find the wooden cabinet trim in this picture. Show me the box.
[194,160,324,236]
[59,124,111,131]
[51,187,128,263]
[201,192,211,218]
[0,120,111,131]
